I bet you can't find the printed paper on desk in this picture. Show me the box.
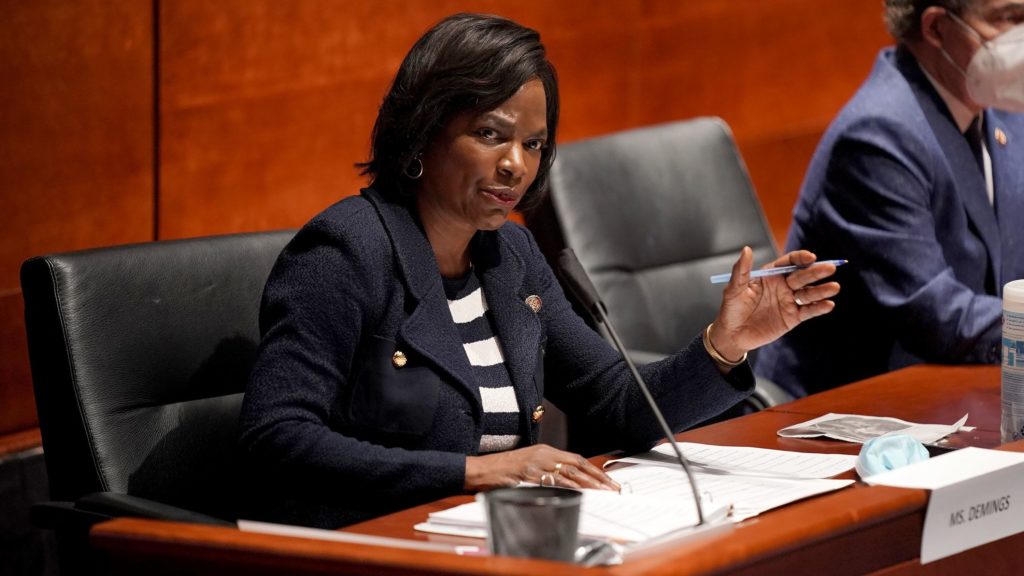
[609,463,854,522]
[420,485,729,544]
[865,447,1024,563]
[419,464,854,556]
[777,413,969,444]
[606,442,856,479]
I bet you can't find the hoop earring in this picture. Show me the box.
[404,156,423,180]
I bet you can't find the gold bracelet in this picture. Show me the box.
[703,323,747,368]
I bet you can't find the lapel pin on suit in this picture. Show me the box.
[392,350,408,368]
[532,405,545,422]
[994,127,1008,146]
[525,294,542,313]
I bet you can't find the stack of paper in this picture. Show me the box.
[416,443,856,542]
[608,464,853,522]
[422,484,729,544]
[606,443,855,521]
[608,442,857,478]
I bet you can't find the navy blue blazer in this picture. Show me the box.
[240,187,752,528]
[757,47,1024,397]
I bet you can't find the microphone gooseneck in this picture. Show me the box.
[556,249,706,526]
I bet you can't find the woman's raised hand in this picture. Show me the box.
[464,444,620,492]
[707,246,840,364]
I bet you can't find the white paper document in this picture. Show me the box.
[418,444,856,547]
[606,441,857,479]
[609,463,853,522]
[421,480,729,544]
[777,413,970,444]
[865,448,1024,564]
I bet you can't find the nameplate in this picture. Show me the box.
[921,457,1024,563]
[866,447,1024,564]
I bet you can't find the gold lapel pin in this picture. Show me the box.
[392,350,408,368]
[531,405,545,422]
[994,127,1008,146]
[525,294,542,313]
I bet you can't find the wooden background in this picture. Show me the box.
[0,0,891,444]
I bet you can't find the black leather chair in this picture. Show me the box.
[21,230,293,574]
[527,118,792,452]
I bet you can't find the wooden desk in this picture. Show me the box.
[91,365,1022,575]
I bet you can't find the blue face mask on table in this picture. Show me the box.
[856,434,930,478]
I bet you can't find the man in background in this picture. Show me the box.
[756,0,1024,397]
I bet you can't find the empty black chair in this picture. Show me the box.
[527,118,791,452]
[21,230,293,574]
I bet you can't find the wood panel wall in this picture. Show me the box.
[0,0,153,442]
[0,0,892,439]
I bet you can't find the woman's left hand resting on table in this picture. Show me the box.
[707,247,840,366]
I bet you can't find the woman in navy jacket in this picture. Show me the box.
[239,13,840,528]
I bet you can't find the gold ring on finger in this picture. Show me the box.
[554,462,563,476]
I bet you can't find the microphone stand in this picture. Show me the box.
[556,249,706,526]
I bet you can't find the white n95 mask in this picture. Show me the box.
[947,14,1024,112]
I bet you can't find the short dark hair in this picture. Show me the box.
[884,0,974,41]
[358,13,559,211]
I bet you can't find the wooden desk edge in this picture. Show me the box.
[91,516,599,576]
[90,483,928,576]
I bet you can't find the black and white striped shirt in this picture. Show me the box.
[443,271,521,453]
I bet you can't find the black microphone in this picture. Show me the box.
[556,248,707,525]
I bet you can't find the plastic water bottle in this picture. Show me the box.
[1002,280,1024,443]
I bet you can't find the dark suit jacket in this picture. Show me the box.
[757,47,1024,397]
[240,187,752,528]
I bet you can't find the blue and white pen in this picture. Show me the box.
[709,259,848,284]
